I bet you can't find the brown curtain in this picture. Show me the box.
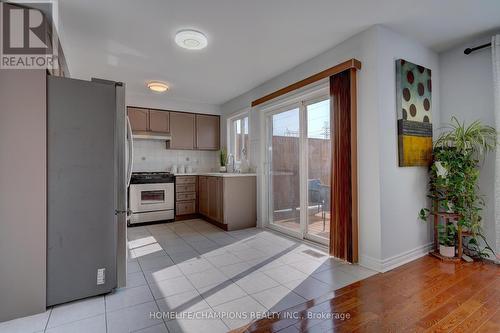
[330,70,358,263]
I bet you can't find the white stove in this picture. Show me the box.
[128,172,175,225]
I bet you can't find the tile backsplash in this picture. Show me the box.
[132,140,218,173]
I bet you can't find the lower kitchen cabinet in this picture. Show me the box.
[175,176,197,216]
[207,176,223,223]
[176,175,256,230]
[198,176,223,223]
[198,176,209,216]
[198,175,256,230]
[177,200,196,215]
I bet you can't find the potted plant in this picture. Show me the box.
[419,117,498,259]
[219,147,227,172]
[438,223,456,257]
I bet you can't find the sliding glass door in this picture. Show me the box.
[305,99,331,243]
[267,107,301,236]
[265,92,331,245]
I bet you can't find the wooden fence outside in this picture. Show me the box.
[270,136,331,218]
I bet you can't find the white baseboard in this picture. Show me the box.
[359,254,383,272]
[381,242,434,272]
[360,242,434,273]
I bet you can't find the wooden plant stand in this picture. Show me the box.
[430,203,468,262]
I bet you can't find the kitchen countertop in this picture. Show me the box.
[173,172,256,177]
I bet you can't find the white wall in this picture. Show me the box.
[439,32,499,253]
[376,27,439,269]
[0,70,47,321]
[221,25,441,272]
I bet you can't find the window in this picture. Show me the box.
[229,113,249,162]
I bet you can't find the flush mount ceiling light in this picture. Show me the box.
[146,81,169,93]
[175,29,208,50]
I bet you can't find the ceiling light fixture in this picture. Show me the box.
[175,29,208,50]
[147,81,169,93]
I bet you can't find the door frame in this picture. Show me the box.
[259,82,330,245]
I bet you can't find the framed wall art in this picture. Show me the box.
[396,59,432,167]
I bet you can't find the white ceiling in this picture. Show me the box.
[58,0,500,107]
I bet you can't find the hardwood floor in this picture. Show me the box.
[232,256,500,333]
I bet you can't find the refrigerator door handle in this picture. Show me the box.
[126,116,134,187]
[115,209,132,215]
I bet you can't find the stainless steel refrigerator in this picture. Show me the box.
[47,76,129,306]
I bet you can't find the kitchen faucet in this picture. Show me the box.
[227,154,236,173]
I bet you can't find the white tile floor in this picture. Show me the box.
[0,219,376,333]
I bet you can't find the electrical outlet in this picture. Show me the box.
[97,268,105,285]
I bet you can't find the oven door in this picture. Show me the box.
[129,183,174,213]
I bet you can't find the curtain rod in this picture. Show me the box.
[464,42,491,55]
[251,58,361,107]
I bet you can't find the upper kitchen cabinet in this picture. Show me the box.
[149,110,170,133]
[196,114,220,150]
[169,112,196,150]
[128,107,149,131]
[127,107,170,134]
[128,106,219,150]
